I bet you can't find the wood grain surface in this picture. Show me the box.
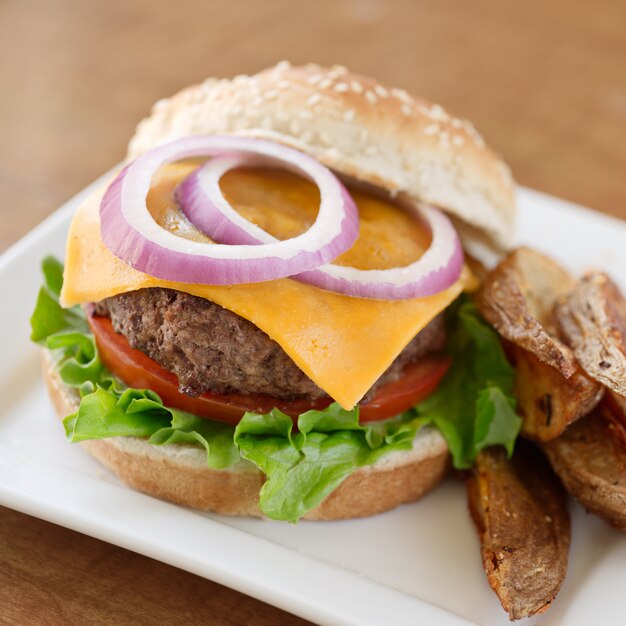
[1,1,625,624]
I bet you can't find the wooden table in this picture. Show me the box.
[1,1,625,623]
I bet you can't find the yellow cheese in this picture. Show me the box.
[62,164,476,409]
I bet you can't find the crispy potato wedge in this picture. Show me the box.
[513,345,604,442]
[476,247,578,377]
[477,248,603,440]
[607,391,626,430]
[467,442,570,620]
[543,403,626,531]
[556,272,626,397]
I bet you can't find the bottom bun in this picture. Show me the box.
[42,350,449,520]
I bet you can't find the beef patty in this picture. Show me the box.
[93,288,446,401]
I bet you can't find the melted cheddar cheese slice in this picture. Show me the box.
[62,163,476,409]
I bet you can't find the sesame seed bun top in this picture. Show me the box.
[128,62,516,251]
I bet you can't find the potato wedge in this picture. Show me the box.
[477,248,603,440]
[543,403,626,531]
[606,391,626,431]
[556,272,626,397]
[467,442,570,620]
[476,247,577,377]
[513,345,604,442]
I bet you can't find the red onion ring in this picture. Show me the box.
[100,136,359,285]
[177,155,464,299]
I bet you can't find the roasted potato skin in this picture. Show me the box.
[543,404,626,531]
[476,249,604,441]
[467,442,570,621]
[476,247,578,377]
[513,346,604,442]
[556,272,626,397]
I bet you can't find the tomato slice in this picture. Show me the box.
[87,313,450,425]
[358,355,450,422]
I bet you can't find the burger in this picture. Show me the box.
[31,62,520,523]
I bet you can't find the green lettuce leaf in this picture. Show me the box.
[30,256,88,342]
[149,412,240,469]
[412,299,522,469]
[64,387,172,441]
[235,404,419,522]
[63,385,240,469]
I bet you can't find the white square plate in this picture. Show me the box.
[1,172,626,626]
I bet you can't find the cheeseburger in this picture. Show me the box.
[32,62,520,522]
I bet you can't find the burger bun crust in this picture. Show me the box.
[129,62,516,251]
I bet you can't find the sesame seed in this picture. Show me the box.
[350,80,363,94]
[233,74,249,84]
[289,119,302,135]
[199,83,213,98]
[308,74,322,85]
[401,104,412,116]
[306,93,322,106]
[192,88,206,103]
[465,122,485,148]
[334,82,349,93]
[365,90,378,104]
[330,64,348,75]
[422,123,438,136]
[318,78,333,90]
[343,109,356,121]
[365,146,378,156]
[325,147,341,160]
[275,110,289,122]
[374,85,389,98]
[264,89,279,100]
[319,131,332,145]
[277,80,291,89]
[452,135,465,146]
[260,116,273,129]
[391,88,412,103]
[359,128,369,143]
[451,118,463,129]
[274,60,291,72]
[298,110,314,120]
[230,104,243,117]
[429,104,449,121]
[252,96,263,107]
[301,130,314,143]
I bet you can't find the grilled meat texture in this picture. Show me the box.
[94,288,446,400]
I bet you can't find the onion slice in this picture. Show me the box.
[100,136,359,285]
[177,155,464,299]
